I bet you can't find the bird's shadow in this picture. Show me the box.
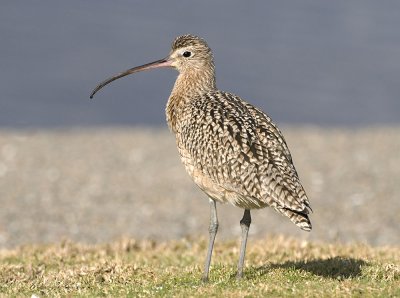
[251,257,367,280]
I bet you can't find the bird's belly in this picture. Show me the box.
[178,148,227,204]
[177,145,268,209]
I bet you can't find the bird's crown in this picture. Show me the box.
[172,34,210,51]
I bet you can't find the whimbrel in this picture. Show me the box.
[90,34,312,281]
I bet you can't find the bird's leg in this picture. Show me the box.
[202,198,219,282]
[237,209,251,280]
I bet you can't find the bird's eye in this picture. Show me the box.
[183,51,192,58]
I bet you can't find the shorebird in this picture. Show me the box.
[90,34,312,281]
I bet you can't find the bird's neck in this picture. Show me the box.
[166,67,216,132]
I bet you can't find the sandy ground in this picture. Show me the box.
[0,126,399,248]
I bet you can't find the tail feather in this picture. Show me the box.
[277,207,312,231]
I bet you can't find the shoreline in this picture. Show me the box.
[0,126,399,248]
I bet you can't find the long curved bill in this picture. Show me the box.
[90,57,172,99]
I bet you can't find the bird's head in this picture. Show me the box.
[90,34,214,99]
[168,34,214,72]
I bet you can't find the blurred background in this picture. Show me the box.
[0,1,399,248]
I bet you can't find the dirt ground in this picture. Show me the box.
[0,126,399,248]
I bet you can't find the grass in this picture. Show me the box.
[0,235,399,297]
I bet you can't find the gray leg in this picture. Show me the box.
[202,198,219,282]
[237,209,251,279]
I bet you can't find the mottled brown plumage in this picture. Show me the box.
[166,35,311,230]
[90,34,312,281]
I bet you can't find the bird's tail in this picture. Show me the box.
[277,207,312,231]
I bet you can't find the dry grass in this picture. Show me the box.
[0,236,399,297]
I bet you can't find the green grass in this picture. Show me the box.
[0,236,399,297]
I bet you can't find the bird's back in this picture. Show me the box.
[174,90,312,231]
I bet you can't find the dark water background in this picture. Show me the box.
[1,1,399,127]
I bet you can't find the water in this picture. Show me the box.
[1,1,399,127]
